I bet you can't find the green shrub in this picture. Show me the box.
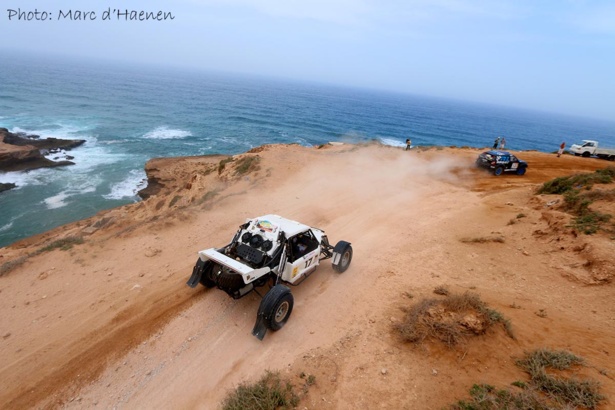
[234,156,260,176]
[218,157,234,174]
[169,195,182,207]
[571,211,612,234]
[537,167,615,195]
[539,168,615,235]
[198,189,219,205]
[37,236,84,253]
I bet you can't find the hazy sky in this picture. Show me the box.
[2,0,615,121]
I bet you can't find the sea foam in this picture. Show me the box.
[44,191,71,209]
[143,126,192,139]
[0,168,50,188]
[103,169,147,200]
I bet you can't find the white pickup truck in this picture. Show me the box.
[569,140,615,161]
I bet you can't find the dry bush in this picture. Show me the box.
[0,255,28,277]
[516,349,604,409]
[449,383,552,410]
[221,370,299,410]
[441,292,483,311]
[460,236,505,244]
[394,292,514,347]
[583,188,615,202]
[36,236,84,253]
[0,235,85,277]
[516,349,583,374]
[395,298,439,343]
[451,349,605,409]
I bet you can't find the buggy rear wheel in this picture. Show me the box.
[187,258,215,288]
[493,166,504,176]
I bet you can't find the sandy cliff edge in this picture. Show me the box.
[0,143,614,409]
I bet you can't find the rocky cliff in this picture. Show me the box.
[0,128,86,191]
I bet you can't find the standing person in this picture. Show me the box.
[493,137,500,149]
[500,137,506,149]
[405,138,412,150]
[557,142,566,157]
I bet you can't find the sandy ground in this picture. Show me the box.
[1,143,614,409]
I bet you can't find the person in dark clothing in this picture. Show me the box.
[557,142,566,157]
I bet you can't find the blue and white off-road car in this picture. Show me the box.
[476,150,528,176]
[187,214,353,340]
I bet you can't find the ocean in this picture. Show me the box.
[1,53,614,248]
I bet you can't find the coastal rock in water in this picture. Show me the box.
[0,128,85,172]
[2,129,85,150]
[0,182,17,193]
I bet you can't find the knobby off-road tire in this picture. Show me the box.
[582,151,591,157]
[493,166,504,176]
[262,285,294,331]
[215,266,245,292]
[516,167,526,176]
[332,241,353,273]
[191,258,215,288]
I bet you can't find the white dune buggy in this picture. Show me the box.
[187,214,353,340]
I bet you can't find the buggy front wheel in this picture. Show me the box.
[264,285,294,331]
[332,241,353,273]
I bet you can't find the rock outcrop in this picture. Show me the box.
[0,182,17,193]
[0,128,86,173]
